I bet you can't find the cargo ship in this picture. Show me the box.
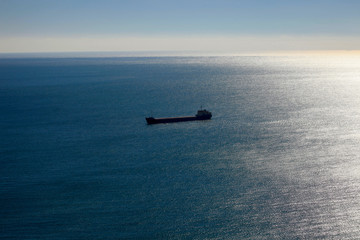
[146,109,212,124]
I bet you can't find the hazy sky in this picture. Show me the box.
[1,0,360,53]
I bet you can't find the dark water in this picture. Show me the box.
[1,56,360,239]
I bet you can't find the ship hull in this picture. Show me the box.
[146,115,211,124]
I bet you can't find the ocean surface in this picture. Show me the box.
[1,55,360,239]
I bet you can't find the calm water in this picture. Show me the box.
[1,56,360,239]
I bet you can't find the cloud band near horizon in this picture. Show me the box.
[1,35,360,53]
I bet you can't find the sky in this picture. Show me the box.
[1,0,360,54]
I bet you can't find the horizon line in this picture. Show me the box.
[1,50,360,58]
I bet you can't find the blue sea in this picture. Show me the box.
[1,55,360,239]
